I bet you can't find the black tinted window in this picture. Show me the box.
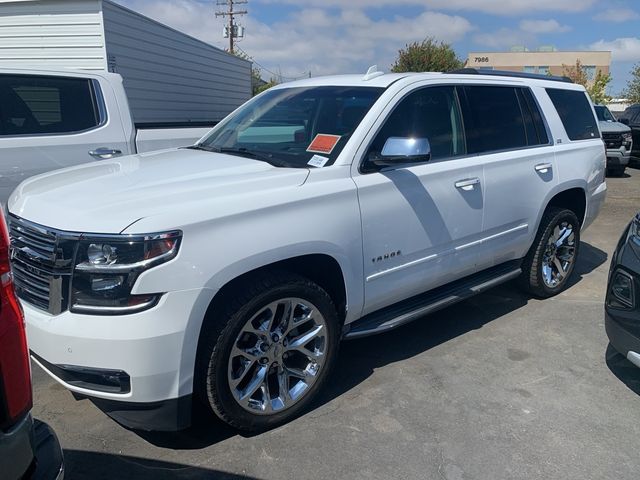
[546,88,599,140]
[519,88,549,145]
[366,86,465,164]
[0,75,100,136]
[459,86,528,153]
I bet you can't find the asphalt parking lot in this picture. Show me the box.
[32,166,640,480]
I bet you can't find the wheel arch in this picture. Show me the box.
[537,182,587,233]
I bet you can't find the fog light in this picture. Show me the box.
[609,270,635,309]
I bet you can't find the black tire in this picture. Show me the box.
[519,207,580,298]
[607,166,625,177]
[195,271,340,432]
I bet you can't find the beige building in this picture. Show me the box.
[466,50,611,84]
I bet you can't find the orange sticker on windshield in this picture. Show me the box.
[307,134,341,154]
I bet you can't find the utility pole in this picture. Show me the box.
[215,0,247,54]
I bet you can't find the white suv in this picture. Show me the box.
[8,69,607,432]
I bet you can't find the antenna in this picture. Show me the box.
[215,0,247,54]
[363,65,384,81]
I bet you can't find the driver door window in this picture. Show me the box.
[363,86,465,171]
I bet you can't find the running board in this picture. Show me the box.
[343,261,522,340]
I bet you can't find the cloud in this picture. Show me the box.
[519,19,571,33]
[256,0,595,16]
[593,8,640,23]
[116,1,473,79]
[473,28,534,49]
[590,37,640,62]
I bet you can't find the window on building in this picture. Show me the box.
[0,74,101,136]
[458,86,528,153]
[546,88,600,141]
[523,66,536,74]
[584,66,596,82]
[538,66,550,76]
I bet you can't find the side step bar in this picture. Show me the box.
[343,261,522,340]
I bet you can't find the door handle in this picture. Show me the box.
[535,163,553,173]
[89,148,122,160]
[455,177,480,191]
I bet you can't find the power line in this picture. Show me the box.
[235,46,311,81]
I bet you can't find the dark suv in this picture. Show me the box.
[605,212,640,367]
[617,104,640,165]
[0,211,63,479]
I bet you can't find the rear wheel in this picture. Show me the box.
[520,207,580,298]
[196,272,340,431]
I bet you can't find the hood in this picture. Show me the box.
[598,120,631,133]
[8,149,309,233]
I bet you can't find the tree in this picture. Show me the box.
[623,63,640,104]
[561,59,612,104]
[391,37,463,73]
[232,49,277,96]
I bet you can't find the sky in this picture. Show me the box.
[116,0,640,95]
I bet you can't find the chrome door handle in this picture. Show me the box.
[455,177,480,191]
[89,148,122,160]
[535,163,553,173]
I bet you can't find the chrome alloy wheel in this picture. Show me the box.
[541,221,576,288]
[227,298,327,414]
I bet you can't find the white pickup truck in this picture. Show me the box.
[9,68,607,433]
[0,68,214,202]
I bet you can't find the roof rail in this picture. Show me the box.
[449,68,573,84]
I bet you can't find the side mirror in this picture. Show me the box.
[620,117,630,126]
[370,137,431,168]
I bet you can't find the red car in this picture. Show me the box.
[0,210,63,479]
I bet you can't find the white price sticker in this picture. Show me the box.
[307,154,329,168]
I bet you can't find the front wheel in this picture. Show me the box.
[196,272,340,431]
[520,207,580,298]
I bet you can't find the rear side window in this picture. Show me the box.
[459,86,529,154]
[546,88,599,141]
[0,74,101,136]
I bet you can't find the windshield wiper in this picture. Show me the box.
[185,144,291,168]
[217,147,291,167]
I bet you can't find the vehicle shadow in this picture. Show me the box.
[564,241,608,289]
[63,449,262,480]
[605,344,640,396]
[129,242,606,450]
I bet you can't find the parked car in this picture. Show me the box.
[8,68,606,432]
[605,212,640,367]
[0,68,222,204]
[594,105,632,176]
[0,209,64,479]
[617,104,640,165]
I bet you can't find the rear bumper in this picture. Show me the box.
[583,181,607,231]
[0,415,63,480]
[32,419,64,480]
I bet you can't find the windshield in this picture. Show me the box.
[198,86,384,168]
[595,105,616,122]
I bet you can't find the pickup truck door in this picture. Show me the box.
[0,73,131,203]
[352,85,485,315]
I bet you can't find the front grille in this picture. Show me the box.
[8,216,75,314]
[603,132,623,149]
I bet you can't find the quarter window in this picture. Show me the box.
[546,88,600,141]
[0,75,101,136]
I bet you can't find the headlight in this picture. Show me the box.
[70,231,181,314]
[622,132,633,142]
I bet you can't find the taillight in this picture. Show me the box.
[0,211,32,429]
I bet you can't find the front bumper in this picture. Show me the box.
[24,287,213,431]
[606,148,631,167]
[605,312,640,367]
